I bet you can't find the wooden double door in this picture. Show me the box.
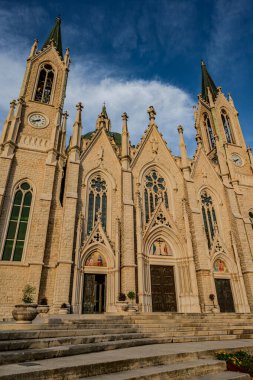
[82,274,106,313]
[215,278,235,312]
[150,265,177,312]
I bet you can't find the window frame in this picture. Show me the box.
[200,190,218,250]
[143,169,169,224]
[203,113,215,150]
[0,181,34,262]
[33,62,57,105]
[221,110,235,144]
[86,174,108,235]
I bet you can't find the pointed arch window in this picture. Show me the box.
[249,210,253,230]
[201,191,217,249]
[1,182,33,261]
[87,175,107,234]
[221,110,235,144]
[144,169,169,223]
[34,64,54,104]
[204,114,215,149]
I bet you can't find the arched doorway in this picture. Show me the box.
[149,238,177,312]
[213,258,235,312]
[82,252,107,314]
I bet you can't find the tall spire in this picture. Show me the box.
[42,16,63,58]
[201,61,218,103]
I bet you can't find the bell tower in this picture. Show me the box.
[195,61,253,178]
[0,18,71,310]
[0,17,70,161]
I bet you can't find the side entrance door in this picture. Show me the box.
[82,274,106,313]
[150,265,177,312]
[215,278,235,312]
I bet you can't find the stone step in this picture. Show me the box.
[188,372,250,380]
[0,327,139,341]
[0,332,147,351]
[0,337,173,365]
[1,331,250,353]
[2,326,252,343]
[82,359,226,379]
[0,333,250,366]
[1,340,253,380]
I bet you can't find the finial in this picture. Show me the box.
[201,60,205,66]
[122,112,128,121]
[147,106,156,124]
[101,102,108,118]
[64,48,70,65]
[10,100,17,109]
[76,102,83,112]
[177,125,184,134]
[56,16,61,23]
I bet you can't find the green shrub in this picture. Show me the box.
[216,351,253,375]
[127,291,135,301]
[22,284,36,304]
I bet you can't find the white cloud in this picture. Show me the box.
[0,24,196,157]
[65,61,196,155]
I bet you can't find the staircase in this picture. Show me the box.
[0,313,253,379]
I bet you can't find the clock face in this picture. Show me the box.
[28,113,47,128]
[231,153,243,167]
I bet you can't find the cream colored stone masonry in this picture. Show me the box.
[0,25,253,319]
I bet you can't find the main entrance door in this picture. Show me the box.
[150,265,177,312]
[215,278,235,312]
[82,274,106,313]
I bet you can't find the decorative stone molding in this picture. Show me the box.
[18,134,49,151]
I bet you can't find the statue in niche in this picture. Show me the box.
[151,238,172,256]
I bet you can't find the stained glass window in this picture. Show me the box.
[204,114,215,150]
[221,111,235,144]
[87,175,107,234]
[1,182,33,261]
[144,170,169,223]
[201,191,217,249]
[35,64,54,104]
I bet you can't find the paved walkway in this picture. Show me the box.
[1,339,253,377]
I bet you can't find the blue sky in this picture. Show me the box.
[0,0,253,155]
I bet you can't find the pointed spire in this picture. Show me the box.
[0,100,16,146]
[70,102,83,160]
[101,102,108,118]
[201,61,218,103]
[42,16,63,58]
[177,125,189,170]
[29,39,38,58]
[96,103,111,131]
[121,112,130,167]
[228,93,235,108]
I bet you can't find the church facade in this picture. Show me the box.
[0,18,253,319]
